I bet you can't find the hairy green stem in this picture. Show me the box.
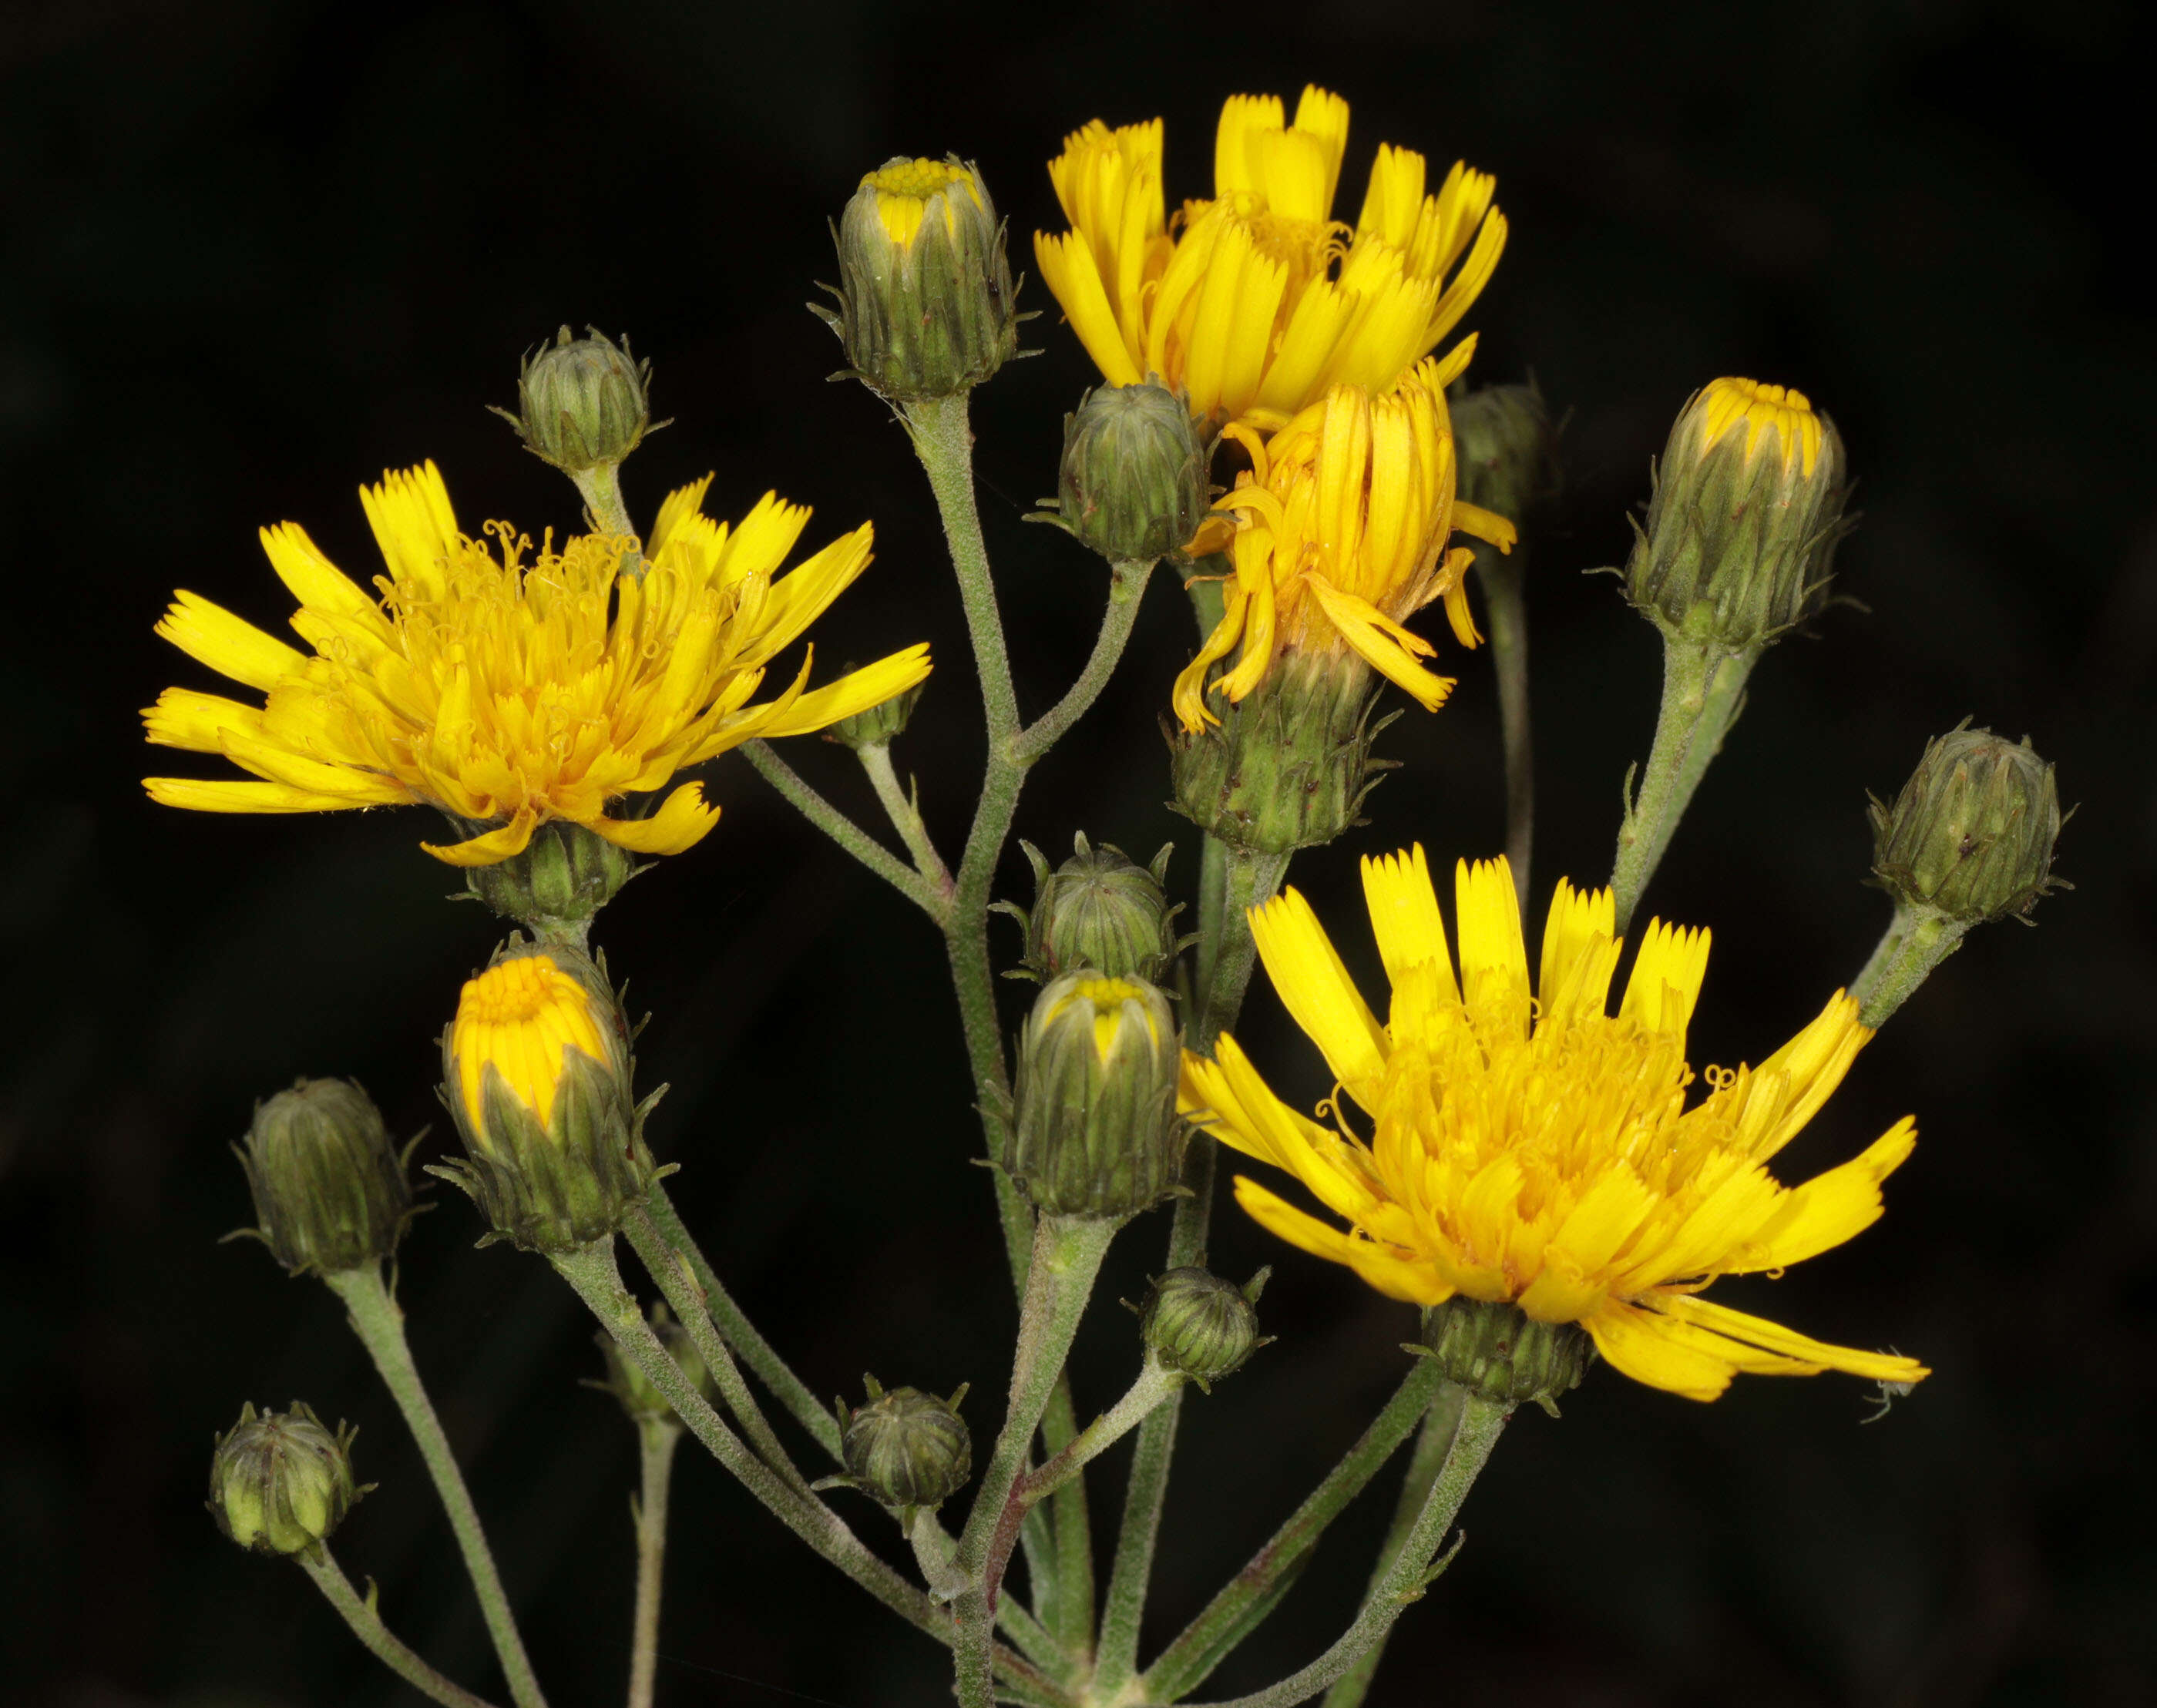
[624,1207,811,1494]
[742,740,947,921]
[640,1181,843,1463]
[550,1240,1071,1707]
[1610,639,1757,936]
[1850,903,1974,1026]
[1137,1359,1443,1703]
[1014,559,1156,763]
[953,1216,1120,1708]
[1178,1394,1510,1708]
[325,1266,547,1708]
[297,1547,502,1708]
[627,1421,681,1708]
[905,394,1022,747]
[1020,1361,1184,1510]
[1473,543,1534,901]
[1319,1381,1467,1708]
[917,1515,1084,1689]
[572,461,637,542]
[857,740,955,894]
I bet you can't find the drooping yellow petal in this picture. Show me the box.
[589,782,722,856]
[1659,1294,1930,1387]
[422,807,541,867]
[1248,887,1389,1093]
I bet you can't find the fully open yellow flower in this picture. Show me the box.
[1035,86,1507,431]
[1171,357,1517,732]
[1181,847,1930,1401]
[143,462,930,865]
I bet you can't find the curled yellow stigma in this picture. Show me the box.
[452,956,609,1133]
[1180,846,1929,1402]
[865,158,983,247]
[1697,377,1824,478]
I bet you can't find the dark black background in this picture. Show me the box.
[5,1,2153,1703]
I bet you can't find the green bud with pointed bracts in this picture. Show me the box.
[232,1079,415,1277]
[461,820,641,941]
[1005,971,1186,1219]
[1870,723,2066,924]
[594,1301,714,1427]
[492,327,657,474]
[1416,1297,1589,1417]
[822,1377,973,1520]
[428,939,667,1254]
[1168,652,1396,855]
[1043,381,1209,564]
[1000,834,1184,985]
[1624,377,1851,650]
[815,157,1017,402]
[1139,1266,1272,1391]
[209,1402,369,1557]
[1450,381,1557,530]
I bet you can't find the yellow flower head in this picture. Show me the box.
[451,951,612,1136]
[1034,86,1507,430]
[143,462,931,866]
[1181,847,1930,1402]
[861,156,987,249]
[1690,377,1826,479]
[1171,357,1517,732]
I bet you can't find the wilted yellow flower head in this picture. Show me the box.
[451,951,612,1136]
[1172,357,1516,732]
[143,463,931,866]
[1035,86,1507,429]
[1181,847,1931,1401]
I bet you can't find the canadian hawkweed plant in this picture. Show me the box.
[153,85,2065,1708]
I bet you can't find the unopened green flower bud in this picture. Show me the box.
[1450,381,1557,529]
[1870,723,2065,924]
[594,1302,714,1426]
[492,327,657,474]
[815,157,1017,402]
[826,1377,973,1517]
[1005,972,1186,1219]
[233,1079,413,1277]
[462,820,640,938]
[825,674,925,750]
[1624,378,1851,649]
[1002,834,1184,985]
[1139,1266,1272,1391]
[428,940,664,1253]
[1417,1297,1588,1417]
[1170,652,1393,854]
[209,1402,368,1557]
[1045,381,1209,563]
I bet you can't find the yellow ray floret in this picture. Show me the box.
[1179,846,1928,1402]
[1034,86,1507,428]
[1171,357,1516,732]
[143,461,932,865]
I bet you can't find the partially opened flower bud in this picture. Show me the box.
[1050,381,1210,563]
[1005,834,1182,985]
[1624,378,1850,650]
[1139,1266,1272,1391]
[1006,972,1186,1219]
[817,157,1017,401]
[430,941,661,1253]
[833,1377,973,1518]
[492,327,655,474]
[209,1402,367,1557]
[1870,724,2065,924]
[234,1079,412,1277]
